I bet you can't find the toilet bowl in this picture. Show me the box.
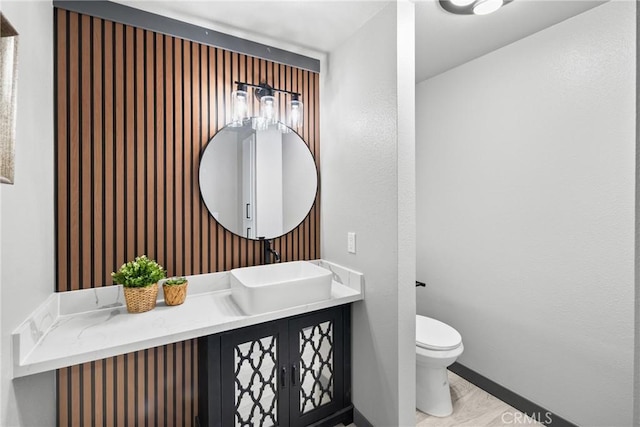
[416,315,464,417]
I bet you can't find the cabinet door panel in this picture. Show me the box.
[289,307,345,427]
[221,320,289,427]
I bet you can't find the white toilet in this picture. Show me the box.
[415,315,464,417]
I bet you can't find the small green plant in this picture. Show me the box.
[164,277,187,286]
[111,255,166,288]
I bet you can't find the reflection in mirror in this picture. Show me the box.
[199,119,317,240]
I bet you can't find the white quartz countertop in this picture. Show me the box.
[13,260,363,378]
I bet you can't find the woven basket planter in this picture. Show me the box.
[163,282,188,306]
[123,283,158,313]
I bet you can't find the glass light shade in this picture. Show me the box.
[230,89,249,127]
[473,0,503,15]
[287,99,303,129]
[259,95,278,125]
[450,0,475,6]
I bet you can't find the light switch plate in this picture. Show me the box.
[347,232,356,254]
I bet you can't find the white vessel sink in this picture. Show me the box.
[230,261,332,315]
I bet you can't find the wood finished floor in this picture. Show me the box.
[336,371,543,427]
[415,371,543,426]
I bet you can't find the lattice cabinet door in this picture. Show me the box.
[288,306,346,427]
[221,320,290,427]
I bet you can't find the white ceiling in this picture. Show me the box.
[415,0,606,82]
[115,1,390,58]
[117,0,607,82]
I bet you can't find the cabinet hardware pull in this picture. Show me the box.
[281,366,287,388]
[291,365,297,386]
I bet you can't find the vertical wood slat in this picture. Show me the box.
[136,350,146,424]
[165,34,175,277]
[82,363,92,427]
[216,48,225,271]
[126,353,134,425]
[184,41,193,277]
[93,17,104,290]
[155,33,165,274]
[275,63,286,260]
[103,19,114,291]
[293,66,302,260]
[116,355,125,427]
[146,348,155,427]
[136,27,146,261]
[114,22,125,288]
[57,368,68,426]
[313,72,321,259]
[68,11,80,291]
[104,349,114,426]
[146,30,156,263]
[125,25,136,264]
[174,38,184,278]
[81,14,92,290]
[94,360,104,427]
[156,347,165,427]
[56,8,68,292]
[192,43,202,275]
[55,9,319,426]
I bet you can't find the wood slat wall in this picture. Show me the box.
[54,9,320,426]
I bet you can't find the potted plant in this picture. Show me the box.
[162,277,189,306]
[111,255,165,313]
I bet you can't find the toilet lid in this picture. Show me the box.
[416,315,462,351]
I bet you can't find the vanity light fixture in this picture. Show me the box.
[231,81,304,131]
[438,0,512,15]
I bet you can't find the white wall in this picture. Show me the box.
[321,2,415,426]
[636,2,640,424]
[416,2,635,426]
[395,2,416,422]
[0,1,56,426]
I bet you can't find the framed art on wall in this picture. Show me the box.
[0,13,18,184]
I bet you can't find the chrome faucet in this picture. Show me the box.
[260,238,280,264]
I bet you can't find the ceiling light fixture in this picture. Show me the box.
[450,0,475,6]
[230,81,303,131]
[473,0,504,15]
[438,0,512,15]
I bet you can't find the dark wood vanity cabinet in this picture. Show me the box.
[198,305,352,427]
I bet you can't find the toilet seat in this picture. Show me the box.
[416,315,462,351]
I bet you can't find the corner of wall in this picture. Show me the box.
[0,1,56,426]
[634,0,640,424]
[320,1,416,425]
[396,2,416,426]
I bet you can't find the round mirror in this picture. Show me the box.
[199,119,318,240]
